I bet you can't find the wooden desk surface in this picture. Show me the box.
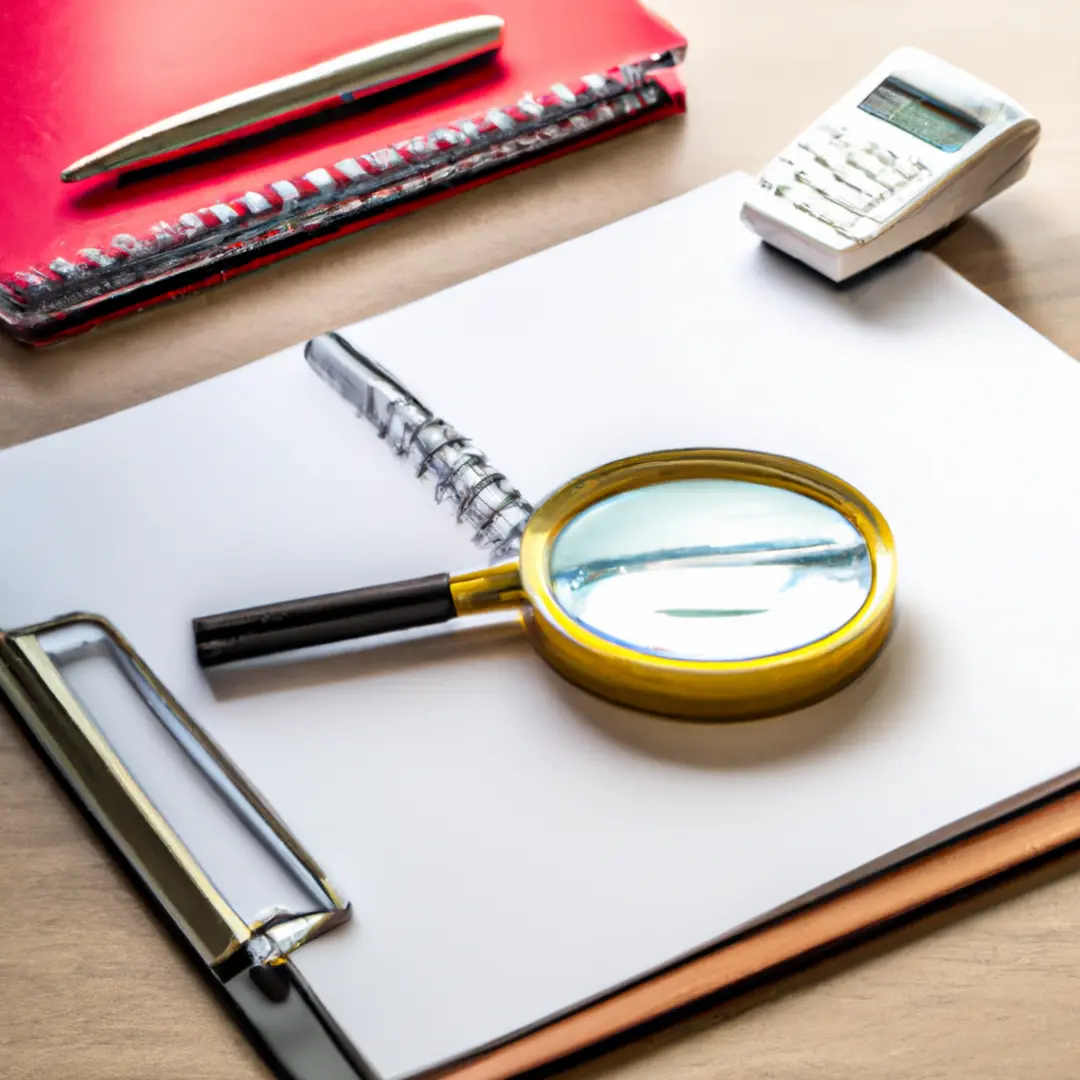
[2,2,1079,1077]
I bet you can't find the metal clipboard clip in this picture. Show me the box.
[0,613,375,1080]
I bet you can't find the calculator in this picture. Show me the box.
[739,48,1040,282]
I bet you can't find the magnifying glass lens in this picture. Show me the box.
[548,479,873,663]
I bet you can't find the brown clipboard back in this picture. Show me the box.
[434,788,1080,1080]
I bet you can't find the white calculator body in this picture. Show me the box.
[740,48,1040,282]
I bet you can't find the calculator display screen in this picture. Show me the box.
[859,78,983,152]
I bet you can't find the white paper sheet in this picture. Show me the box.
[3,173,1080,1079]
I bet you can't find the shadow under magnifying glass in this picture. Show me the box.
[536,611,915,772]
[204,604,915,772]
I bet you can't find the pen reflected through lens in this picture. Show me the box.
[548,479,872,662]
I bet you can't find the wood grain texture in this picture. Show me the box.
[2,2,1079,1078]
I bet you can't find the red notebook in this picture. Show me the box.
[0,0,686,344]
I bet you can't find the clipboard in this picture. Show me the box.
[0,0,686,345]
[5,171,1080,1079]
[3,611,1079,1080]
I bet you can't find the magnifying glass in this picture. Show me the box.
[193,447,896,721]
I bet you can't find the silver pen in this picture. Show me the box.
[61,15,504,182]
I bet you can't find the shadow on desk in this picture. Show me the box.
[934,209,1046,334]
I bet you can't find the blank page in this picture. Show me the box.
[2,174,1080,1079]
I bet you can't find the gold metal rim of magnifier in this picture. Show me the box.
[451,449,897,722]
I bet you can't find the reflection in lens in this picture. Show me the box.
[548,479,872,661]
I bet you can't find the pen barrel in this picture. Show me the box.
[61,15,506,181]
[193,573,455,667]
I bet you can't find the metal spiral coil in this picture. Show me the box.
[304,332,532,560]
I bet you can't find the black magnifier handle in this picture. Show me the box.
[193,573,456,668]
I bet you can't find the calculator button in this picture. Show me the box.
[785,157,876,213]
[799,133,893,197]
[799,192,860,231]
[864,142,927,181]
[868,174,934,221]
[843,149,904,191]
[779,188,859,237]
[901,159,931,183]
[760,158,862,226]
[862,142,899,168]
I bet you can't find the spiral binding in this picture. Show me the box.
[304,332,533,560]
[1,51,683,333]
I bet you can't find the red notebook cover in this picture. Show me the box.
[0,0,686,344]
